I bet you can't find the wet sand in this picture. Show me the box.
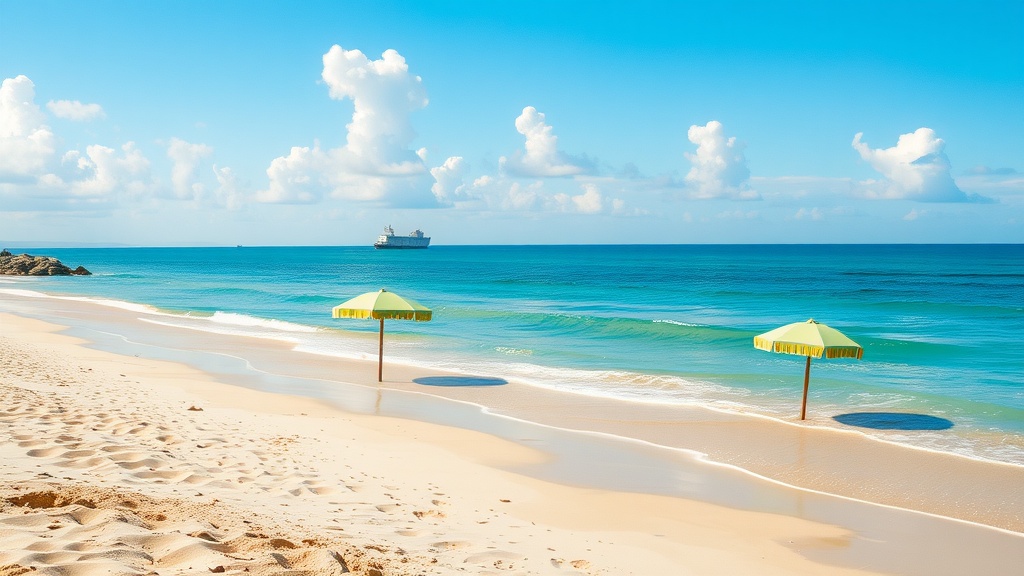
[1,292,1023,575]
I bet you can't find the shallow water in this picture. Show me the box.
[4,243,1022,464]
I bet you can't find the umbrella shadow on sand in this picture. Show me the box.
[833,412,954,431]
[413,376,508,387]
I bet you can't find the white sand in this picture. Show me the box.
[0,312,894,575]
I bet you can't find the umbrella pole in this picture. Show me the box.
[800,356,812,420]
[378,319,384,382]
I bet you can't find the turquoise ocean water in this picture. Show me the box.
[2,244,1022,465]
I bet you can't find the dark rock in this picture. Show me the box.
[0,250,91,276]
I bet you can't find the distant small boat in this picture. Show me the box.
[374,225,430,249]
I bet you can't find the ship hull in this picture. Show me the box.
[374,226,430,249]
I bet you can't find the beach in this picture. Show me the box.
[2,291,1023,575]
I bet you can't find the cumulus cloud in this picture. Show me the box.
[500,107,589,177]
[47,99,105,121]
[68,142,155,199]
[465,175,625,215]
[684,121,755,199]
[213,165,244,211]
[852,128,987,202]
[0,75,164,209]
[503,181,542,211]
[322,45,428,170]
[257,145,331,204]
[259,46,434,206]
[430,156,468,205]
[462,176,542,211]
[167,138,213,200]
[0,75,56,181]
[552,183,603,214]
[16,141,158,208]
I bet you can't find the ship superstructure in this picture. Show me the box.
[374,226,430,249]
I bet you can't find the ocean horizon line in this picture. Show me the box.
[4,241,1023,250]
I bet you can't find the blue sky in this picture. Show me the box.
[1,0,1022,246]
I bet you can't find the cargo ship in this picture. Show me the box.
[374,225,430,249]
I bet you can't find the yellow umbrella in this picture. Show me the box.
[754,319,863,420]
[332,289,432,382]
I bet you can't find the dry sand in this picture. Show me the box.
[1,312,884,575]
[1,298,1023,575]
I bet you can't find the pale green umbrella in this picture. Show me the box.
[754,319,863,420]
[332,289,432,382]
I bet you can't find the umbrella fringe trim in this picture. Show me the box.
[754,339,863,360]
[825,347,863,360]
[332,310,432,321]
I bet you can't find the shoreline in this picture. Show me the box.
[4,290,1024,531]
[1,293,1023,574]
[19,290,1021,530]
[5,280,1022,471]
[1,303,888,575]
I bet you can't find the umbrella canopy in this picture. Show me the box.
[754,319,863,420]
[332,289,432,381]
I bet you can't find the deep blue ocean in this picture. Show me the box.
[3,244,1022,464]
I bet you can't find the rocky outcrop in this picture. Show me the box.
[0,249,91,276]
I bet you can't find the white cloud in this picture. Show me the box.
[321,46,428,169]
[553,183,604,214]
[0,75,161,209]
[852,128,987,202]
[46,99,105,121]
[257,145,330,204]
[213,164,244,211]
[463,176,542,211]
[0,75,56,181]
[430,156,468,205]
[259,46,434,206]
[167,137,213,200]
[503,181,542,211]
[69,142,155,200]
[466,175,626,215]
[500,106,589,177]
[684,121,755,199]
